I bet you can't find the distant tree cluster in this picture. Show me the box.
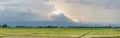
[0,24,120,28]
[15,25,120,28]
[0,24,9,28]
[16,25,63,28]
[38,26,58,28]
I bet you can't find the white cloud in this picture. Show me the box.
[50,0,120,23]
[80,0,120,9]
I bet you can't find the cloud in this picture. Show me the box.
[50,0,120,23]
[0,0,55,22]
[1,0,120,23]
[80,0,120,9]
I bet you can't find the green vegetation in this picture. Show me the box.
[0,24,9,28]
[0,28,119,38]
[0,24,119,38]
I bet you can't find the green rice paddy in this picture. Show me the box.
[0,28,119,38]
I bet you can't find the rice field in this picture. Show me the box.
[0,28,119,38]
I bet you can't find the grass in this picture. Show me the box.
[0,28,119,38]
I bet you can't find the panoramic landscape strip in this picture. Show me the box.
[0,0,120,38]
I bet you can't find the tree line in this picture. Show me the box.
[0,24,9,28]
[0,24,120,28]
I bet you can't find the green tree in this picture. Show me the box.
[2,24,8,28]
[0,24,1,27]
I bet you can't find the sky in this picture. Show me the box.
[0,0,120,26]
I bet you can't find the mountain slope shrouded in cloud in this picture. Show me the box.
[51,14,73,22]
[0,14,79,27]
